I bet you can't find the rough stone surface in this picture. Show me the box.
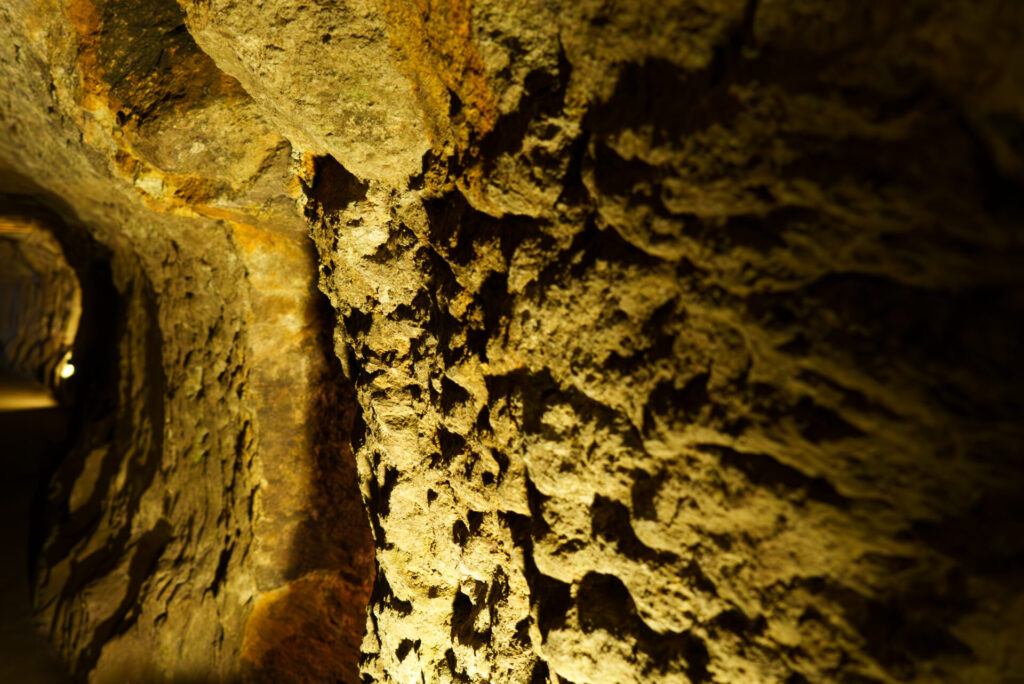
[2,1,1023,683]
[0,215,80,387]
[1,0,372,681]
[300,2,1024,682]
[178,0,433,183]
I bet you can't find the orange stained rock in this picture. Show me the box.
[63,0,275,221]
[240,571,373,684]
[382,0,498,151]
[65,0,104,111]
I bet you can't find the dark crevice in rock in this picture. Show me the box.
[440,375,471,414]
[395,638,415,662]
[434,427,466,469]
[645,372,711,428]
[452,520,469,547]
[591,495,677,564]
[307,155,369,215]
[630,469,666,521]
[576,572,712,682]
[451,583,491,650]
[710,607,766,638]
[208,538,234,597]
[528,659,550,684]
[700,443,849,508]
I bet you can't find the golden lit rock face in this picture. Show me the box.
[178,0,434,183]
[304,3,1024,682]
[2,1,1024,684]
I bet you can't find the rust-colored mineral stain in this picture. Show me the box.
[63,0,254,215]
[382,0,498,148]
[65,0,105,109]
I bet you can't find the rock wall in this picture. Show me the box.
[0,214,80,387]
[1,0,371,681]
[2,0,1024,683]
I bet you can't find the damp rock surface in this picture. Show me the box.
[1,1,1023,683]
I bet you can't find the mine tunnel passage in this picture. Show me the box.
[0,180,376,681]
[0,0,379,672]
[0,209,84,682]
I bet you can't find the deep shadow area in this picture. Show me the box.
[1,189,120,682]
[0,385,72,683]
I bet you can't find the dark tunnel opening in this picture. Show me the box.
[0,200,73,681]
[0,189,126,683]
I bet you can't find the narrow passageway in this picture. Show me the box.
[0,372,70,683]
[0,208,79,681]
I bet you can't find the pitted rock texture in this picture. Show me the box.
[299,2,1024,683]
[2,0,1024,683]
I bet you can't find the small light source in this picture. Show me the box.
[58,351,75,380]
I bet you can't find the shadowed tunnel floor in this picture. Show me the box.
[0,371,71,682]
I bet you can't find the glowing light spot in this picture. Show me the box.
[59,353,75,380]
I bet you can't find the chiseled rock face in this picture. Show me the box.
[301,2,1024,683]
[2,0,1024,683]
